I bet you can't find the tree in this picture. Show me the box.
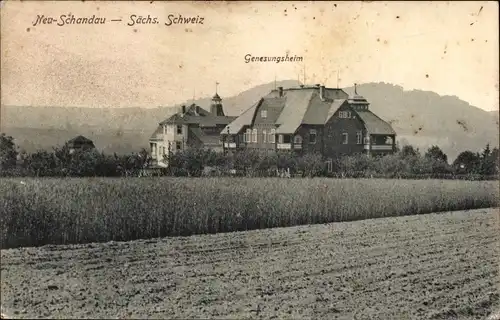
[491,147,500,175]
[399,145,420,159]
[453,150,480,174]
[0,133,18,172]
[425,145,448,163]
[478,143,498,176]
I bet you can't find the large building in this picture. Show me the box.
[149,93,236,167]
[220,84,396,161]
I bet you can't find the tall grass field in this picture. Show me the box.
[1,177,498,249]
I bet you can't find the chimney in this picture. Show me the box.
[319,85,326,101]
[278,86,283,97]
[195,105,200,115]
[181,105,186,114]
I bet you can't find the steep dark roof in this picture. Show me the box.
[65,135,95,149]
[67,135,93,144]
[354,110,396,135]
[159,104,235,127]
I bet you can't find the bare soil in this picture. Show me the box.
[1,208,499,319]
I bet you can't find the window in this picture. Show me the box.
[176,125,183,135]
[252,129,258,143]
[294,135,302,144]
[364,136,369,144]
[278,134,284,144]
[176,141,182,150]
[283,135,291,143]
[261,110,267,118]
[339,111,351,118]
[269,129,276,143]
[309,129,317,144]
[263,129,267,143]
[244,129,251,143]
[356,131,362,144]
[342,133,348,144]
[385,136,393,145]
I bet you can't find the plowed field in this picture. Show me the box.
[1,208,499,319]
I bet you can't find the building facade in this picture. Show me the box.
[149,94,236,167]
[220,84,396,161]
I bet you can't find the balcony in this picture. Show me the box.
[364,144,393,151]
[223,142,237,148]
[277,143,292,150]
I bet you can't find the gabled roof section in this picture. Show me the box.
[222,98,263,134]
[252,97,286,125]
[223,85,353,135]
[355,110,396,135]
[149,126,163,140]
[275,89,315,134]
[325,99,348,123]
[301,93,349,125]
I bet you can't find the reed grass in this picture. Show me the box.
[1,177,498,249]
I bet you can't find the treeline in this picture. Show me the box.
[0,133,498,179]
[166,144,499,179]
[0,134,149,177]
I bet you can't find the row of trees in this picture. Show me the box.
[0,133,498,178]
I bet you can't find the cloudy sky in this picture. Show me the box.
[1,1,498,110]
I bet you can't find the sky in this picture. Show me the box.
[1,1,499,111]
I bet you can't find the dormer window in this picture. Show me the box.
[261,110,267,118]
